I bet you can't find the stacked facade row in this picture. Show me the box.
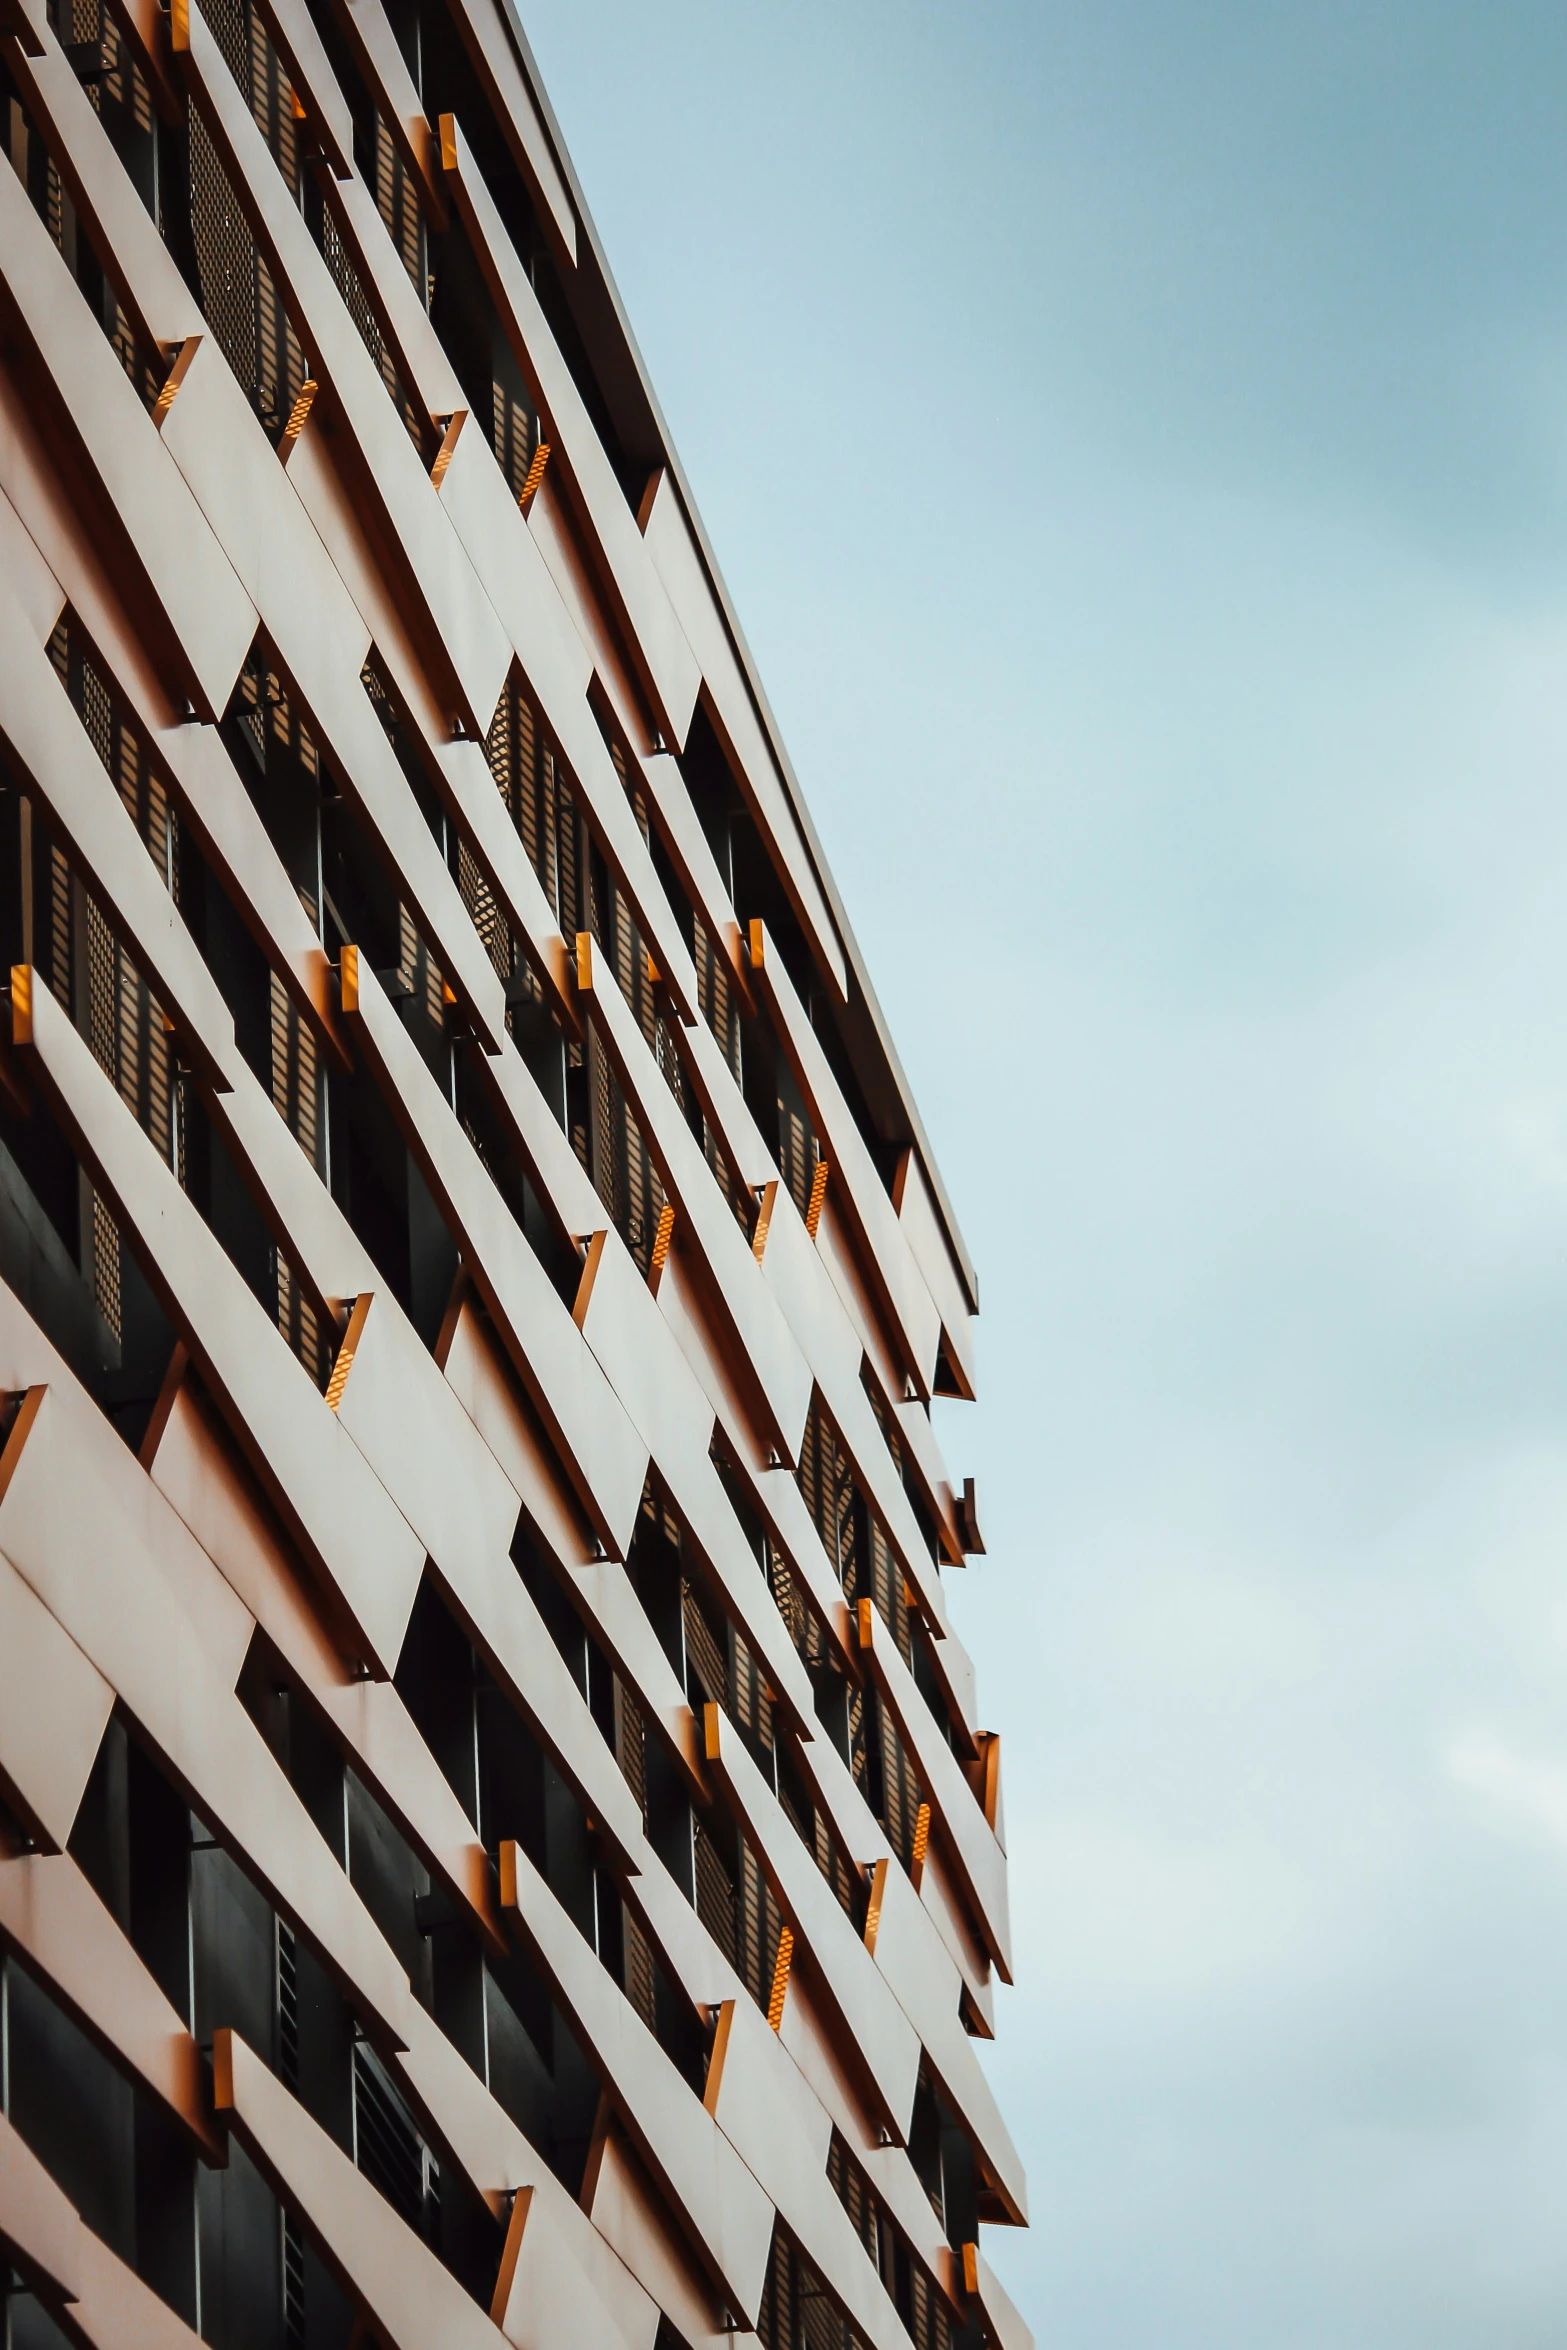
[0,1,1029,2346]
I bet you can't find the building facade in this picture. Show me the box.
[0,2,1028,2347]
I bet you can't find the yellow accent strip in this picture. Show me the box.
[324,1293,371,1412]
[703,2000,737,2117]
[911,1801,931,1875]
[650,1202,676,1280]
[518,441,551,510]
[278,378,318,458]
[430,411,464,490]
[863,1857,888,1956]
[750,1178,777,1265]
[766,1926,794,2032]
[805,1159,829,1240]
[489,2186,538,2325]
[211,2027,234,2110]
[151,336,201,429]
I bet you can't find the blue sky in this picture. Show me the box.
[519,6,1567,2340]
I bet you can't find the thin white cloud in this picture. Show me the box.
[1448,1728,1567,1850]
[523,4,1567,2339]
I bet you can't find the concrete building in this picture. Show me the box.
[0,1,1028,2344]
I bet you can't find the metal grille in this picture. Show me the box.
[873,1686,923,1877]
[910,2261,951,2350]
[614,1667,657,2026]
[188,99,249,369]
[491,376,537,503]
[798,1401,860,1604]
[92,2,154,141]
[731,1623,773,1757]
[184,0,307,438]
[281,2209,306,2345]
[573,1015,659,1268]
[693,1820,736,1969]
[272,1108,323,1377]
[693,913,749,1228]
[502,680,546,883]
[869,1513,914,1668]
[41,618,186,1338]
[681,1578,727,1713]
[613,1675,646,1819]
[554,758,582,941]
[320,206,425,451]
[571,795,665,1267]
[694,912,741,1085]
[821,2136,950,2350]
[457,837,512,985]
[756,2224,874,2350]
[270,971,321,1172]
[352,2039,438,2235]
[247,2,299,203]
[611,752,692,1127]
[190,106,260,403]
[795,1400,876,1810]
[815,1801,859,1924]
[767,1534,808,1654]
[756,2223,796,2350]
[795,1399,929,1870]
[480,723,677,1265]
[392,902,445,1042]
[728,1622,807,1991]
[779,1092,819,1221]
[374,111,423,300]
[863,1442,926,1870]
[862,1384,916,1658]
[682,1573,782,2010]
[274,1916,299,2086]
[827,2132,881,2270]
[8,39,160,407]
[186,0,423,455]
[482,666,559,1019]
[800,2258,864,2350]
[623,1906,657,2032]
[233,660,331,1379]
[234,657,321,913]
[56,0,151,132]
[738,1836,781,2016]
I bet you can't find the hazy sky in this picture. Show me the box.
[518,7,1567,2341]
